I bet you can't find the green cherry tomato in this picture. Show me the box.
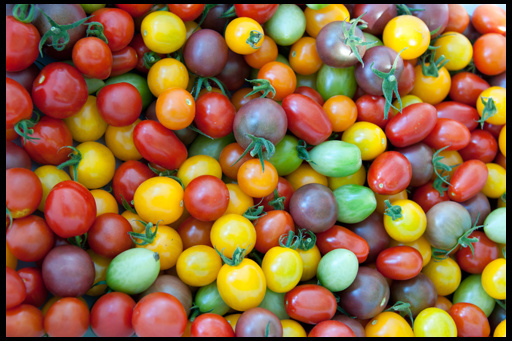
[453,274,496,317]
[306,5,330,10]
[317,65,357,101]
[265,4,306,46]
[194,281,230,316]
[333,185,377,224]
[483,208,506,244]
[188,133,236,161]
[103,73,153,110]
[80,4,106,14]
[309,140,362,178]
[258,288,290,320]
[317,249,359,292]
[363,33,384,49]
[268,135,303,176]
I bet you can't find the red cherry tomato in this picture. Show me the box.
[368,152,412,195]
[6,16,40,72]
[284,284,337,325]
[6,141,31,170]
[434,102,480,132]
[448,160,489,202]
[6,77,33,130]
[88,213,134,258]
[254,210,295,254]
[234,4,279,24]
[309,320,356,337]
[91,292,136,337]
[191,313,235,337]
[89,8,135,52]
[412,181,450,214]
[6,266,27,309]
[97,83,142,127]
[455,231,499,274]
[177,217,213,249]
[112,160,155,206]
[294,86,325,106]
[44,297,90,337]
[257,177,295,212]
[386,103,438,148]
[397,60,416,96]
[472,4,506,36]
[17,267,48,307]
[483,122,505,140]
[316,225,370,263]
[115,4,153,18]
[110,46,138,77]
[184,175,230,222]
[6,304,45,337]
[6,168,42,221]
[422,118,471,151]
[448,303,491,337]
[169,4,206,21]
[473,33,506,76]
[355,95,392,129]
[458,130,498,163]
[376,246,423,280]
[6,215,54,262]
[449,72,490,107]
[129,33,164,74]
[72,37,113,79]
[195,92,236,139]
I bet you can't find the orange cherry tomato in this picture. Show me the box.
[257,62,297,102]
[289,37,322,76]
[230,88,260,111]
[286,163,328,191]
[219,143,254,180]
[244,36,278,69]
[322,95,358,133]
[156,88,195,131]
[304,4,350,38]
[237,159,278,197]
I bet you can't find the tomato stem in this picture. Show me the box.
[142,51,161,69]
[395,4,425,16]
[420,46,450,78]
[298,229,317,251]
[341,13,378,67]
[231,134,276,172]
[245,79,276,99]
[120,195,137,214]
[84,21,108,44]
[383,200,403,221]
[6,207,13,229]
[14,118,41,145]
[264,322,271,338]
[432,145,456,194]
[336,304,357,319]
[246,30,263,50]
[296,140,316,164]
[385,301,414,326]
[190,74,229,100]
[219,5,236,19]
[278,230,301,250]
[147,164,185,190]
[12,4,36,23]
[243,198,267,221]
[475,97,498,129]
[187,124,214,140]
[248,249,264,266]
[57,146,82,182]
[215,246,248,267]
[127,220,161,246]
[268,189,285,211]
[67,233,88,249]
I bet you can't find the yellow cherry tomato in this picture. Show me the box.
[133,177,184,225]
[86,249,112,296]
[68,142,116,190]
[262,246,303,293]
[499,125,506,157]
[328,165,366,191]
[383,15,430,60]
[105,120,142,161]
[238,159,278,198]
[64,96,108,142]
[91,189,118,216]
[289,37,322,76]
[477,86,507,126]
[224,184,254,216]
[217,258,266,311]
[176,245,222,287]
[147,58,189,97]
[423,257,462,296]
[432,32,473,71]
[430,149,463,181]
[225,17,264,55]
[121,210,147,234]
[383,199,427,243]
[135,223,183,270]
[6,242,17,270]
[304,4,350,38]
[481,258,506,300]
[286,163,328,191]
[141,11,186,54]
[389,235,432,268]
[375,190,408,215]
[494,320,506,337]
[482,163,507,199]
[42,296,88,316]
[184,21,200,40]
[391,95,423,117]
[342,122,387,161]
[34,165,71,212]
[281,319,307,337]
[177,155,222,188]
[410,64,451,105]
[366,312,415,337]
[210,214,256,259]
[414,308,457,337]
[225,314,242,332]
[297,245,321,282]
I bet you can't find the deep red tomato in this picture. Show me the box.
[129,33,164,73]
[177,217,213,249]
[89,8,135,52]
[449,72,490,107]
[449,303,491,337]
[368,152,412,195]
[132,292,188,337]
[88,213,134,258]
[455,231,499,274]
[386,103,438,148]
[97,83,142,127]
[448,160,489,202]
[472,4,506,36]
[31,62,88,119]
[6,63,40,94]
[6,141,31,170]
[284,284,337,325]
[44,297,90,337]
[116,4,153,17]
[309,321,356,337]
[257,177,295,212]
[112,160,154,206]
[44,180,97,238]
[473,33,506,76]
[355,95,392,129]
[316,225,370,263]
[6,215,54,262]
[6,16,40,72]
[254,210,295,254]
[72,37,113,79]
[483,122,505,140]
[376,246,423,280]
[22,116,73,165]
[282,94,332,146]
[133,121,188,171]
[184,175,230,222]
[169,4,206,21]
[6,266,27,309]
[6,304,45,337]
[412,181,450,214]
[397,60,416,96]
[91,292,136,337]
[6,77,33,130]
[294,86,325,106]
[191,313,235,337]
[111,46,138,77]
[234,4,279,24]
[17,267,48,307]
[195,92,236,139]
[459,130,498,163]
[422,118,471,151]
[6,168,42,221]
[434,102,480,132]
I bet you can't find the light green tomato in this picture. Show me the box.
[188,133,236,161]
[453,274,496,317]
[317,64,357,101]
[306,4,330,10]
[484,208,506,244]
[106,249,160,295]
[296,73,318,90]
[363,33,384,49]
[309,140,362,178]
[317,249,359,292]
[80,4,106,14]
[334,185,377,224]
[258,288,290,320]
[194,281,230,316]
[265,4,306,46]
[85,78,105,94]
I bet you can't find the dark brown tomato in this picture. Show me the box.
[199,4,232,33]
[407,4,449,37]
[235,308,283,337]
[88,213,134,258]
[112,160,154,206]
[459,192,491,226]
[397,60,416,96]
[177,217,213,249]
[353,4,397,35]
[6,63,40,93]
[345,212,390,264]
[332,314,366,337]
[458,130,498,164]
[138,275,192,313]
[448,160,489,202]
[367,152,412,195]
[424,201,472,250]
[422,118,471,151]
[184,29,228,77]
[6,141,31,170]
[489,71,506,89]
[412,181,450,214]
[215,50,251,91]
[385,103,438,148]
[434,102,480,132]
[395,143,434,188]
[390,273,438,317]
[449,72,490,106]
[355,95,392,129]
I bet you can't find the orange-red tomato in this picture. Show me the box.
[257,62,297,102]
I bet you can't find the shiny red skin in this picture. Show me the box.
[284,285,337,325]
[88,213,134,258]
[133,120,188,171]
[91,292,136,338]
[110,46,138,77]
[6,16,40,72]
[397,60,416,96]
[184,175,230,222]
[72,37,113,80]
[44,297,90,337]
[129,34,163,73]
[316,225,370,263]
[97,83,142,127]
[422,118,471,151]
[473,33,506,76]
[22,116,73,165]
[412,181,451,214]
[234,4,279,24]
[368,152,412,195]
[294,86,324,106]
[434,102,480,132]
[89,8,135,52]
[459,130,498,163]
[456,231,499,274]
[254,210,295,254]
[6,77,33,130]
[115,4,153,18]
[31,62,88,119]
[6,63,40,94]
[6,304,45,337]
[376,246,423,280]
[112,160,154,206]
[6,168,42,220]
[448,160,489,202]
[386,103,438,148]
[472,4,506,36]
[449,72,490,107]
[191,313,235,337]
[195,92,236,139]
[44,180,97,239]
[309,321,356,337]
[169,4,206,21]
[282,94,332,146]
[6,141,31,170]
[17,267,48,307]
[6,215,54,262]
[6,266,27,310]
[355,95,392,129]
[483,122,505,140]
[177,217,213,249]
[256,177,294,212]
[449,303,491,337]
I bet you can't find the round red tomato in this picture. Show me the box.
[88,8,135,51]
[257,177,295,212]
[191,313,235,337]
[284,284,337,324]
[234,4,279,24]
[376,246,423,280]
[455,231,499,274]
[110,46,138,77]
[6,215,54,262]
[6,77,33,130]
[448,160,489,202]
[254,210,295,254]
[316,225,370,264]
[422,118,471,151]
[6,168,42,221]
[112,160,154,206]
[129,33,164,73]
[472,4,506,36]
[355,95,392,129]
[368,152,412,195]
[6,304,44,337]
[194,92,236,139]
[97,83,142,127]
[44,297,90,337]
[6,266,27,309]
[448,303,490,337]
[386,103,438,148]
[473,33,506,76]
[412,181,450,214]
[115,4,153,17]
[459,130,498,164]
[17,267,48,307]
[6,16,40,72]
[88,213,134,258]
[449,72,490,107]
[309,321,356,337]
[184,175,230,222]
[91,292,136,337]
[169,4,205,21]
[72,37,113,79]
[434,102,480,132]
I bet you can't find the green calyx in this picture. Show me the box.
[244,79,276,99]
[385,301,414,326]
[243,199,267,221]
[476,97,498,129]
[189,74,229,100]
[268,189,285,211]
[396,4,425,16]
[142,51,162,70]
[187,124,214,140]
[432,145,459,196]
[15,112,41,145]
[84,21,108,44]
[384,200,403,221]
[128,220,161,246]
[297,229,317,252]
[216,246,248,267]
[231,134,276,172]
[219,5,236,19]
[67,233,88,249]
[148,164,184,190]
[296,140,315,164]
[56,146,82,182]
[195,4,221,32]
[6,208,13,229]
[246,30,263,49]
[501,192,506,204]
[342,13,378,67]
[12,4,36,23]
[120,194,137,214]
[420,46,449,78]
[279,230,301,250]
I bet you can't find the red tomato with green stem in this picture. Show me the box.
[449,303,491,337]
[448,160,489,202]
[385,103,438,148]
[44,297,90,337]
[6,304,45,337]
[6,168,42,221]
[355,95,392,129]
[316,225,370,263]
[115,4,153,18]
[422,118,471,151]
[72,37,113,80]
[459,130,498,163]
[89,8,135,52]
[455,231,499,274]
[129,33,164,73]
[97,83,142,127]
[309,321,356,337]
[112,160,154,207]
[234,4,279,24]
[434,102,480,132]
[254,210,295,254]
[6,215,54,262]
[449,72,490,107]
[412,181,450,214]
[376,246,423,280]
[91,292,136,337]
[111,46,138,76]
[6,266,27,309]
[284,284,337,325]
[17,267,48,307]
[6,16,40,72]
[6,77,33,131]
[88,213,134,258]
[368,152,412,195]
[194,92,236,139]
[184,175,230,222]
[257,177,294,212]
[191,313,235,337]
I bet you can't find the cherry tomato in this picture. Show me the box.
[477,86,507,126]
[97,83,142,127]
[328,165,366,191]
[323,95,357,132]
[191,313,235,337]
[254,210,295,254]
[281,319,307,337]
[472,4,506,36]
[456,231,499,275]
[473,34,506,76]
[316,225,370,263]
[244,35,278,69]
[499,125,506,157]
[44,297,90,337]
[105,120,142,161]
[257,177,294,212]
[6,304,44,337]
[309,320,356,337]
[410,64,451,105]
[304,4,350,38]
[184,175,229,221]
[294,86,324,106]
[494,319,506,337]
[389,235,432,268]
[459,130,498,163]
[286,163,328,191]
[445,4,470,33]
[116,4,153,18]
[423,118,471,151]
[234,4,279,24]
[386,103,438,148]
[342,122,387,161]
[435,101,480,132]
[225,17,264,55]
[223,183,254,216]
[88,213,133,258]
[384,199,427,243]
[85,249,111,296]
[141,11,186,54]
[6,77,33,130]
[383,15,430,60]
[368,152,412,195]
[433,32,473,71]
[376,246,423,280]
[366,312,414,337]
[72,37,113,79]
[482,258,506,300]
[238,159,278,197]
[89,8,135,51]
[90,292,135,337]
[195,92,236,138]
[147,58,189,97]
[176,245,221,287]
[6,215,54,262]
[414,308,457,337]
[6,266,27,309]
[155,88,195,131]
[449,72,490,107]
[448,160,489,202]
[449,302,491,337]
[355,95,392,129]
[284,284,337,324]
[289,37,322,76]
[63,95,108,142]
[258,61,297,102]
[412,181,450,214]
[5,16,40,72]
[110,46,138,76]
[134,223,183,271]
[435,296,453,312]
[423,257,462,297]
[16,267,47,307]
[211,214,256,258]
[177,155,222,187]
[67,141,116,189]
[219,143,254,180]
[129,33,161,73]
[6,168,42,221]
[168,4,204,21]
[177,217,213,249]
[112,160,154,207]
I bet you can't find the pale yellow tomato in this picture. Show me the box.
[64,96,108,142]
[433,32,473,71]
[177,155,223,188]
[423,257,462,296]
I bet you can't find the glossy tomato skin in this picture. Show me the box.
[6,141,31,170]
[472,4,506,36]
[459,130,498,163]
[254,210,295,254]
[395,143,434,188]
[91,292,136,337]
[6,168,43,220]
[44,297,90,337]
[6,304,45,337]
[345,212,390,263]
[133,121,188,171]
[355,95,392,129]
[130,33,162,73]
[116,4,153,18]
[191,313,235,337]
[97,83,142,127]
[390,273,437,317]
[397,60,416,96]
[88,213,134,258]
[257,177,294,212]
[449,72,490,106]
[234,4,279,24]
[284,284,337,325]
[16,268,47,308]
[6,266,26,309]
[353,4,396,35]
[449,303,491,337]
[460,193,491,226]
[376,246,423,280]
[216,50,251,91]
[184,29,228,77]
[168,4,205,21]
[309,321,356,337]
[386,103,438,148]
[113,160,154,206]
[412,181,450,213]
[473,33,506,76]
[422,118,471,151]
[235,308,283,337]
[448,160,489,202]
[456,231,499,274]
[6,77,33,130]
[368,152,412,195]
[177,217,213,249]
[434,102,480,132]
[89,8,135,52]
[258,62,297,101]
[184,175,230,221]
[446,4,470,33]
[6,216,54,262]
[6,63,40,94]
[72,37,113,79]
[294,86,324,106]
[195,93,236,138]
[316,225,370,263]
[110,46,138,77]
[6,16,40,72]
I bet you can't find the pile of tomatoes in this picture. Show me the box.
[5,3,507,338]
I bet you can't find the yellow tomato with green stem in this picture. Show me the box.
[432,32,473,71]
[342,122,387,161]
[63,96,108,142]
[176,245,222,287]
[423,257,462,296]
[414,308,457,337]
[481,163,507,199]
[366,312,414,337]
[90,189,118,216]
[121,210,147,234]
[375,190,408,215]
[177,155,223,188]
[225,17,264,55]
[383,199,427,243]
[147,58,189,97]
[34,165,71,212]
[328,165,366,191]
[85,249,112,296]
[477,87,506,126]
[481,258,506,300]
[410,64,451,105]
[224,184,254,216]
[285,163,328,191]
[141,11,186,54]
[210,214,256,259]
[383,15,430,60]
[105,120,142,161]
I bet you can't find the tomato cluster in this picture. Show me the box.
[5,3,507,338]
